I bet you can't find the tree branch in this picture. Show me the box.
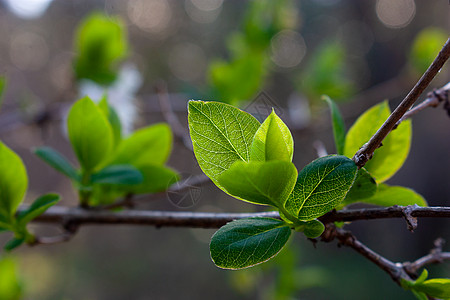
[353,38,450,168]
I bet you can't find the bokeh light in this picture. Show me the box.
[270,30,306,68]
[184,0,223,24]
[169,43,207,82]
[376,0,416,28]
[9,31,49,71]
[127,0,173,36]
[3,0,53,19]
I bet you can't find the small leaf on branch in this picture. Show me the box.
[344,101,412,183]
[90,165,143,185]
[294,219,325,238]
[0,141,28,219]
[34,147,80,182]
[67,97,113,172]
[218,160,297,208]
[285,155,357,221]
[124,164,179,194]
[4,238,24,252]
[17,193,60,226]
[323,95,346,155]
[98,96,122,146]
[188,101,260,190]
[413,278,450,299]
[342,168,377,206]
[250,109,294,162]
[358,184,426,207]
[210,217,291,269]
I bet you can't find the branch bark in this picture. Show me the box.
[353,38,450,168]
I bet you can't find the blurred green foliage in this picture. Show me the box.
[73,13,128,85]
[0,76,5,111]
[409,27,448,74]
[299,41,354,102]
[208,0,296,105]
[0,256,22,300]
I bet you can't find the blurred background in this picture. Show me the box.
[0,0,449,299]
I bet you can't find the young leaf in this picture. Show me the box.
[110,123,172,167]
[126,165,179,194]
[342,168,377,205]
[3,238,24,252]
[218,161,297,208]
[359,184,427,207]
[250,109,293,162]
[34,147,80,182]
[67,97,113,172]
[90,165,143,185]
[98,96,122,146]
[302,219,325,238]
[323,95,346,155]
[285,155,357,221]
[344,101,411,183]
[0,142,27,219]
[17,194,60,226]
[411,290,428,300]
[188,101,260,189]
[210,217,291,269]
[413,278,450,299]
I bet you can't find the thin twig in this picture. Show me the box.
[353,38,450,168]
[394,82,450,128]
[404,238,450,276]
[155,81,193,150]
[321,224,409,283]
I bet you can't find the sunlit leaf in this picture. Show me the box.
[0,142,27,219]
[188,101,260,190]
[285,155,357,221]
[344,101,411,183]
[413,278,450,299]
[218,161,297,208]
[67,97,113,172]
[360,184,427,207]
[0,256,22,299]
[410,27,448,74]
[250,109,293,162]
[210,217,291,269]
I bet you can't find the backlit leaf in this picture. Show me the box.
[188,101,260,190]
[413,278,450,299]
[285,155,357,221]
[218,161,297,208]
[342,168,377,206]
[359,184,427,207]
[250,109,293,162]
[323,95,346,155]
[344,101,411,183]
[0,142,27,219]
[67,97,113,172]
[210,217,291,269]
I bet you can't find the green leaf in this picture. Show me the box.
[188,101,261,190]
[0,141,27,218]
[34,147,80,182]
[302,219,325,238]
[90,165,143,185]
[98,96,122,147]
[344,101,412,183]
[110,123,172,167]
[126,164,179,194]
[414,278,450,299]
[411,290,428,300]
[410,27,448,74]
[342,168,377,206]
[67,97,113,172]
[416,269,429,284]
[17,194,60,226]
[210,217,291,269]
[250,109,293,162]
[323,95,346,155]
[285,155,358,221]
[359,184,427,207]
[74,13,127,85]
[0,76,6,111]
[218,161,297,208]
[0,256,22,300]
[4,238,24,252]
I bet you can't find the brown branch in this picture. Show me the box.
[353,38,450,168]
[321,224,409,283]
[17,205,450,229]
[404,238,450,276]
